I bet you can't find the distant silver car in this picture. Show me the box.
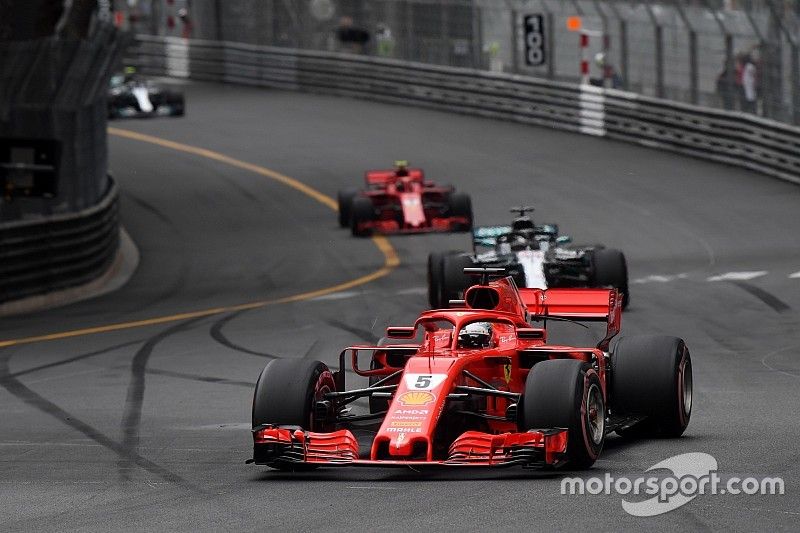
[107,70,185,119]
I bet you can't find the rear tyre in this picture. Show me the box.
[441,253,474,305]
[252,359,336,470]
[593,248,630,309]
[519,359,605,469]
[172,96,185,116]
[448,193,473,232]
[611,335,692,439]
[337,189,358,228]
[350,197,375,237]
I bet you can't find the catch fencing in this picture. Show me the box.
[130,35,800,187]
[0,22,125,303]
[114,0,800,126]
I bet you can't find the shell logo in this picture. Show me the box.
[398,391,435,406]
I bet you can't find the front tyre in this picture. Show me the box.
[611,335,692,438]
[252,359,336,470]
[519,359,605,469]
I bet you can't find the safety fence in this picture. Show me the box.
[114,0,800,125]
[0,22,124,303]
[130,35,800,186]
[0,178,119,303]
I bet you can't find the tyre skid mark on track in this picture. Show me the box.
[325,319,379,344]
[118,317,206,481]
[145,367,252,388]
[123,191,177,229]
[728,281,791,313]
[208,310,280,359]
[7,339,144,379]
[0,129,399,350]
[0,350,188,487]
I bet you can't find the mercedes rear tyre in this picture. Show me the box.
[593,248,630,309]
[441,253,474,305]
[350,196,375,237]
[519,359,605,469]
[427,252,446,308]
[172,95,186,116]
[337,189,358,228]
[448,193,473,232]
[611,335,692,439]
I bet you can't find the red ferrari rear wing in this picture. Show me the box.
[364,168,424,185]
[519,287,622,350]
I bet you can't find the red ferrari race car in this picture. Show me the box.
[249,269,693,470]
[337,161,473,237]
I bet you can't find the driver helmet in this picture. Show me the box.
[394,160,410,177]
[458,322,493,349]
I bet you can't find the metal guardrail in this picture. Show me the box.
[129,35,800,188]
[0,177,119,303]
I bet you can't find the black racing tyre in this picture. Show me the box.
[252,358,336,431]
[350,196,375,237]
[337,189,358,228]
[611,335,692,438]
[427,252,446,308]
[519,359,605,469]
[172,95,185,116]
[441,253,474,305]
[448,193,473,231]
[593,248,630,309]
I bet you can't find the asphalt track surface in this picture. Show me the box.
[2,81,800,532]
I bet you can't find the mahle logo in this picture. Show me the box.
[561,452,785,517]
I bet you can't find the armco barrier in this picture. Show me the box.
[0,177,119,303]
[131,35,800,187]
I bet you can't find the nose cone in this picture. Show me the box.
[371,361,454,460]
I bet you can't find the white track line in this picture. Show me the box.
[707,271,768,282]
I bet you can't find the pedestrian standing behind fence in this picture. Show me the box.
[741,53,758,114]
[336,16,370,55]
[375,23,394,58]
[716,62,735,110]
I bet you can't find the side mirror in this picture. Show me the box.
[386,326,416,339]
[556,235,572,245]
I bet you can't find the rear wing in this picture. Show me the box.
[364,168,424,186]
[518,287,622,350]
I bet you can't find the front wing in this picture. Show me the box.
[250,426,568,468]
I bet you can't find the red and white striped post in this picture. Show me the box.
[580,31,590,85]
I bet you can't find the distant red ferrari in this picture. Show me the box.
[249,268,692,470]
[337,161,473,236]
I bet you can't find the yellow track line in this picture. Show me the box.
[0,128,400,349]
